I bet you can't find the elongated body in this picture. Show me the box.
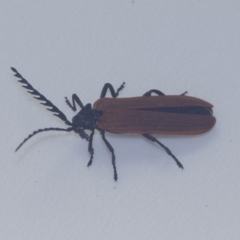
[94,96,215,135]
[12,67,216,181]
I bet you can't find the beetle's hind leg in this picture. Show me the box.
[65,94,84,111]
[143,90,165,96]
[100,82,125,98]
[87,130,95,167]
[181,91,188,96]
[143,90,188,96]
[99,130,118,181]
[142,134,184,169]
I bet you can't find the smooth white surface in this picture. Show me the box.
[1,1,240,239]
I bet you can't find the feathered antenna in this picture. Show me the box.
[15,127,73,152]
[11,67,72,126]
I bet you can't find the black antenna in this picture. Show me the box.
[15,127,73,152]
[11,67,72,126]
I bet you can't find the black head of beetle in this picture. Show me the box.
[71,103,102,140]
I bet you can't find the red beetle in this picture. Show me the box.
[12,67,216,181]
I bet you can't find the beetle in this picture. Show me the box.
[12,67,216,181]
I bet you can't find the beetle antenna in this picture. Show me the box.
[15,127,73,152]
[11,67,72,126]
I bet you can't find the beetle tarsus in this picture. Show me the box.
[100,82,125,98]
[181,91,188,96]
[142,134,184,169]
[65,94,84,111]
[116,82,125,97]
[100,130,118,181]
[87,130,95,167]
[65,97,74,110]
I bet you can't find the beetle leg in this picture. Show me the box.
[65,94,84,111]
[143,90,188,96]
[143,90,165,96]
[181,91,188,96]
[142,134,184,169]
[87,130,95,167]
[100,82,125,98]
[99,130,118,181]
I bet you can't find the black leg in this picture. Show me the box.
[142,134,184,169]
[87,130,95,167]
[181,91,188,96]
[100,82,125,98]
[100,130,118,181]
[65,94,84,111]
[143,89,165,96]
[143,89,188,96]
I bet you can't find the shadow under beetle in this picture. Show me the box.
[12,67,216,181]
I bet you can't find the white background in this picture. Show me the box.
[1,1,240,239]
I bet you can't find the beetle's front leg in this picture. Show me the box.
[100,82,125,98]
[87,130,95,167]
[65,94,84,111]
